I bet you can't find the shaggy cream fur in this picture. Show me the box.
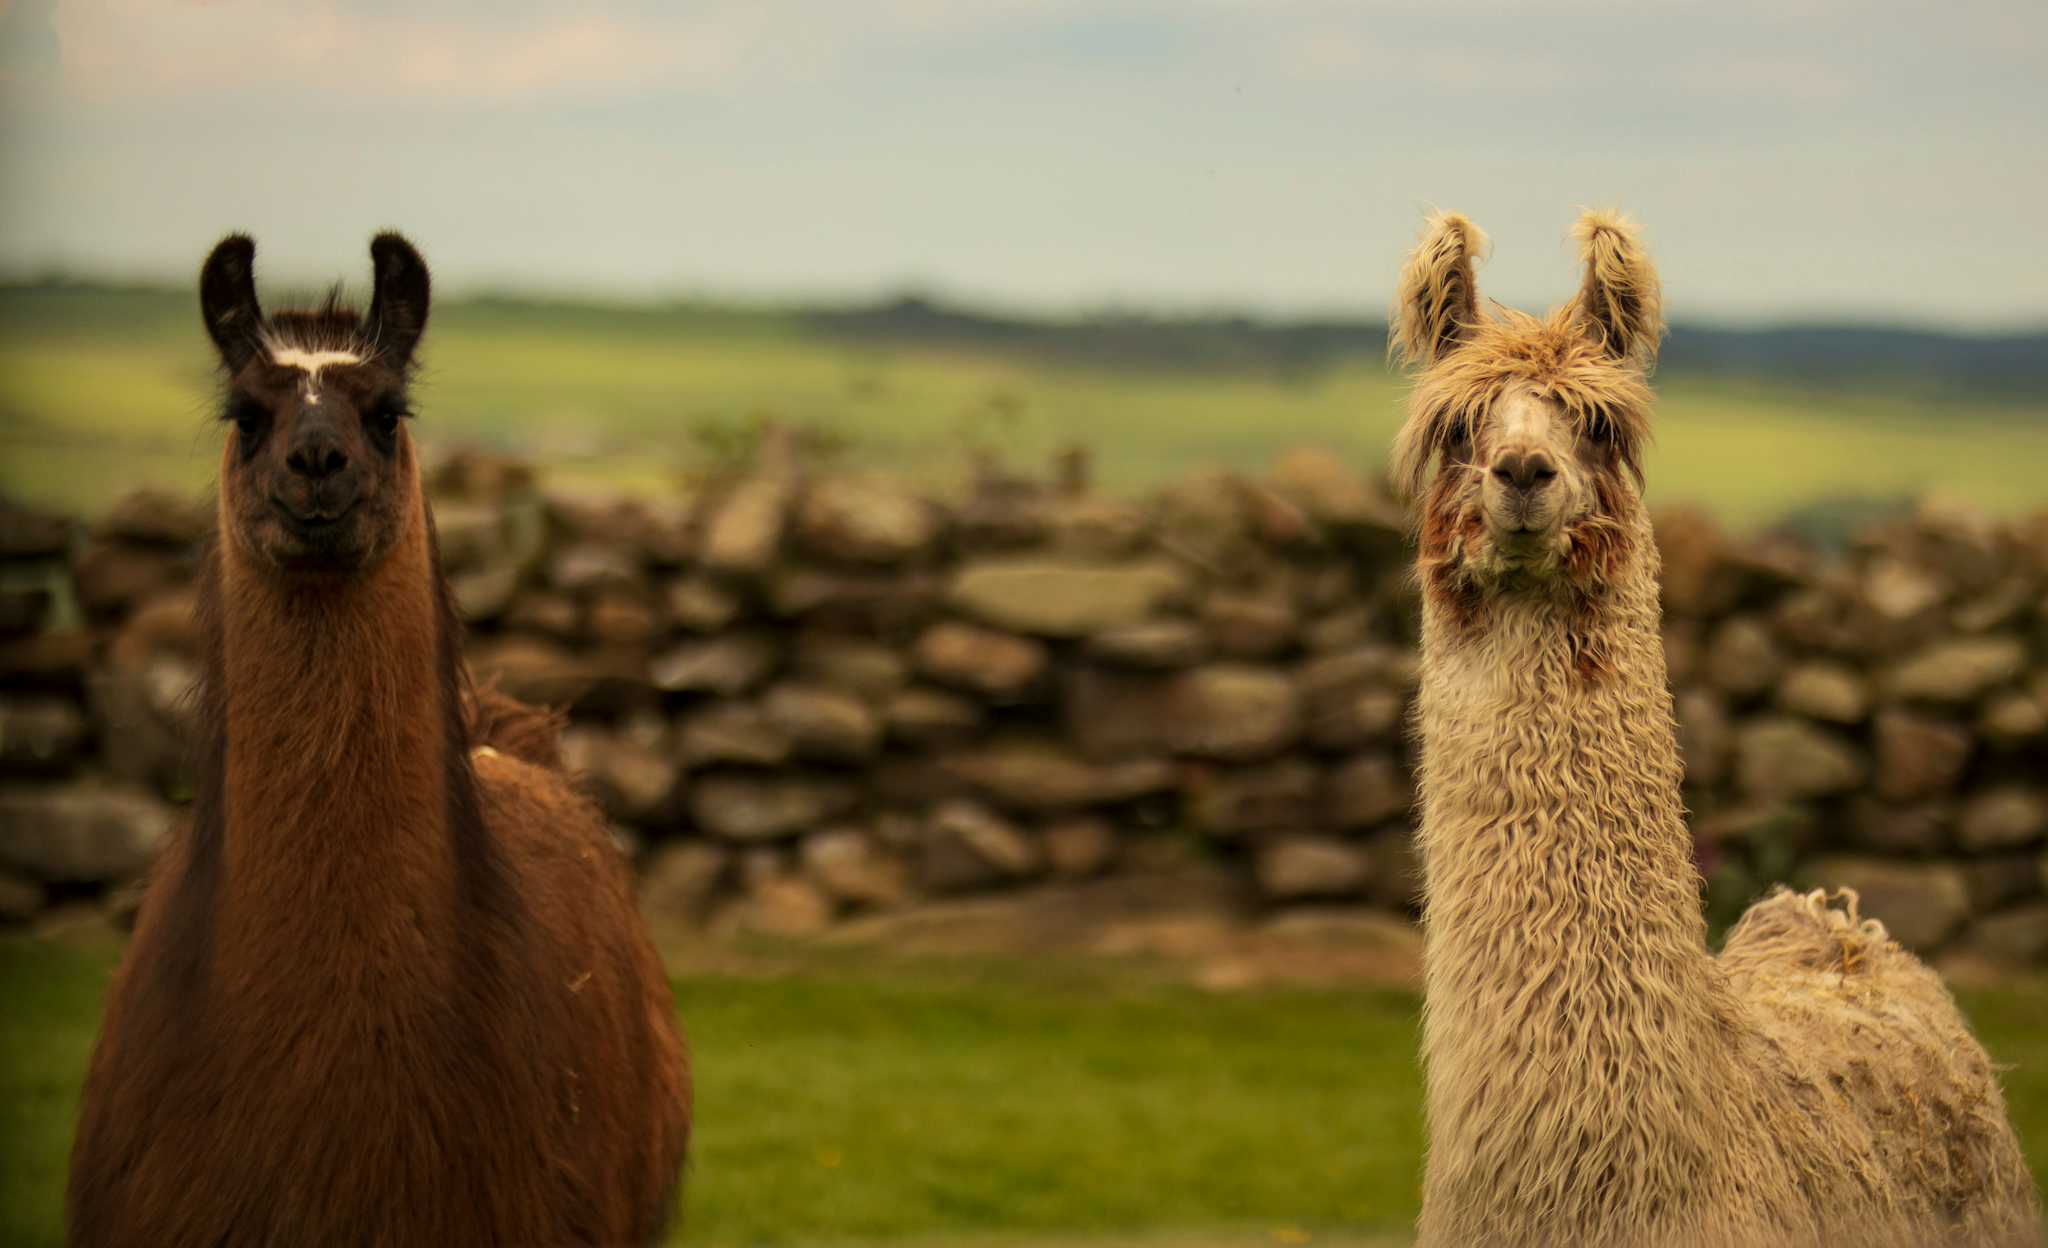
[1395,209,2040,1248]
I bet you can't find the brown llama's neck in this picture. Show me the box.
[1413,512,1747,1237]
[205,480,492,976]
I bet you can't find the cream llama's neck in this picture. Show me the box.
[1413,523,1744,1239]
[209,493,467,964]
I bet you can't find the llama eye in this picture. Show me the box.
[226,400,268,439]
[1583,415,1613,446]
[364,400,409,443]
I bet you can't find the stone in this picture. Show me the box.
[1296,646,1408,752]
[1862,556,1946,622]
[73,540,187,617]
[97,489,209,546]
[939,741,1173,811]
[1846,798,1950,855]
[765,566,942,626]
[1360,826,1423,909]
[639,841,731,926]
[1042,815,1117,878]
[468,636,594,708]
[1651,506,1731,617]
[1774,663,1870,724]
[1951,576,2033,634]
[665,577,743,633]
[88,656,200,789]
[761,683,883,761]
[725,874,835,937]
[0,781,173,882]
[430,501,504,573]
[1256,836,1369,900]
[947,556,1192,638]
[1038,495,1145,558]
[1871,710,1972,801]
[795,476,941,564]
[1886,636,2027,704]
[0,697,91,774]
[1165,664,1300,762]
[1327,754,1411,828]
[882,687,985,745]
[676,702,792,768]
[1267,447,1379,527]
[1960,855,2040,912]
[0,499,72,558]
[1063,666,1174,759]
[1957,787,2047,852]
[586,593,662,647]
[0,866,44,922]
[1184,759,1322,835]
[800,827,909,909]
[1771,586,1858,655]
[1302,607,1372,654]
[1674,689,1732,788]
[650,634,778,696]
[1200,592,1296,660]
[1802,856,1969,951]
[1085,620,1207,669]
[1661,620,1703,687]
[1980,693,2047,746]
[687,773,858,841]
[0,632,94,688]
[1965,903,2048,964]
[1696,803,1819,854]
[1704,616,1782,699]
[922,801,1042,892]
[590,736,682,823]
[791,632,909,701]
[0,587,52,638]
[545,542,641,596]
[449,561,522,621]
[913,622,1048,700]
[1733,717,1864,800]
[504,592,581,639]
[701,474,791,578]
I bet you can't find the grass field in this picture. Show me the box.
[2,933,2044,1247]
[4,287,2047,527]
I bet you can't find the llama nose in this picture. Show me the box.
[287,428,349,481]
[1491,449,1557,493]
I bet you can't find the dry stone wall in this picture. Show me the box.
[3,445,2046,965]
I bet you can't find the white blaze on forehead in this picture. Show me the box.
[266,346,363,377]
[262,339,363,400]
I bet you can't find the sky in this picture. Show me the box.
[2,0,2044,329]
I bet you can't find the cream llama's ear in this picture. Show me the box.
[1390,212,1487,369]
[1569,210,1663,368]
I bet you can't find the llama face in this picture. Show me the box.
[199,234,432,575]
[1390,211,1663,602]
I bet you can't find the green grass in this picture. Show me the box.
[0,936,1425,1247]
[5,935,2044,1246]
[4,288,2046,526]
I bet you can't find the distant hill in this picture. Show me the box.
[806,295,2048,395]
[4,280,2041,396]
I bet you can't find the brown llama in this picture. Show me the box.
[67,233,690,1246]
[1392,209,2039,1247]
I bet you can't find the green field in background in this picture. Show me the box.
[3,935,2043,1246]
[3,288,2045,526]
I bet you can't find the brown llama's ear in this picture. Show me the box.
[199,234,263,372]
[1390,212,1487,370]
[366,232,431,368]
[1569,210,1663,368]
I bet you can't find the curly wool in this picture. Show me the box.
[1400,210,2041,1248]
